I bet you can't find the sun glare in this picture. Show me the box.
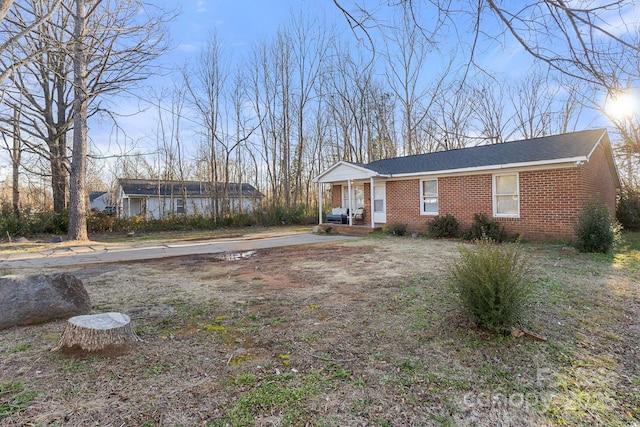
[605,92,639,119]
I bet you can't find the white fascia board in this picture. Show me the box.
[387,157,589,179]
[586,129,608,159]
[587,129,621,188]
[313,161,385,183]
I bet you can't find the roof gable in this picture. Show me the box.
[89,191,108,202]
[314,161,384,183]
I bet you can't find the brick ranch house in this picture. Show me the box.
[314,129,620,240]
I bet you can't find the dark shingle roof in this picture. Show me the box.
[119,179,263,198]
[365,129,607,175]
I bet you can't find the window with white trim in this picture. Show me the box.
[420,179,438,215]
[176,199,184,215]
[341,185,364,209]
[493,173,519,217]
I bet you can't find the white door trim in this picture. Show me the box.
[373,182,386,224]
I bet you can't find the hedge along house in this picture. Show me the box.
[314,129,620,240]
[117,179,264,220]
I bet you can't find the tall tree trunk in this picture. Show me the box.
[12,106,20,216]
[50,137,67,212]
[68,0,88,241]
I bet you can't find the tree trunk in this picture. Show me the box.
[50,142,67,212]
[0,0,13,25]
[12,106,20,215]
[67,0,88,241]
[52,312,140,352]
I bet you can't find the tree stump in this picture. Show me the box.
[52,312,140,353]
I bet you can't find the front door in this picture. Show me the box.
[373,183,386,223]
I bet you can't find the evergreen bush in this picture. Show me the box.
[427,214,459,238]
[383,223,408,236]
[462,213,507,242]
[616,185,640,231]
[574,199,621,253]
[448,239,533,334]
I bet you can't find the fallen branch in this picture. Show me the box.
[511,327,547,342]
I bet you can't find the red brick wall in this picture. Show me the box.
[363,183,371,224]
[579,143,618,215]
[438,175,493,229]
[508,169,581,240]
[386,180,421,228]
[331,185,341,208]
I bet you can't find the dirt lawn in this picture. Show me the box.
[1,236,639,426]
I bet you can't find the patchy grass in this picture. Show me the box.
[0,235,638,425]
[0,381,37,420]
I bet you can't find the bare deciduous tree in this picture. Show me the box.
[1,0,170,239]
[334,1,640,93]
[0,0,63,84]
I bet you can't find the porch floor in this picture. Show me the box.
[319,223,383,236]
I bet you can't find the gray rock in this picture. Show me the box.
[50,236,63,243]
[0,273,91,330]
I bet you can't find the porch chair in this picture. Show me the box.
[353,207,365,223]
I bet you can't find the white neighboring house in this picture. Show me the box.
[117,179,264,220]
[89,191,110,212]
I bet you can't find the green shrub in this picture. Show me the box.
[428,214,459,238]
[255,204,316,226]
[383,223,408,236]
[574,199,621,253]
[30,210,68,235]
[447,239,534,334]
[616,185,640,231]
[462,213,507,242]
[0,203,31,237]
[87,211,119,232]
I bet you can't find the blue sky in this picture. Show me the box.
[161,0,342,65]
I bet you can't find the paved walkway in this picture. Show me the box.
[0,232,356,269]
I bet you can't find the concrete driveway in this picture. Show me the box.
[0,232,356,269]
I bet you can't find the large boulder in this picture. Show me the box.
[0,273,91,330]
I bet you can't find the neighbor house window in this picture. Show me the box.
[421,179,438,215]
[176,199,184,215]
[493,173,519,217]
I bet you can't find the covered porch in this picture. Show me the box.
[314,161,389,230]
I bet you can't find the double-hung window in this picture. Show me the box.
[493,173,519,217]
[342,185,364,210]
[420,179,438,215]
[176,199,184,215]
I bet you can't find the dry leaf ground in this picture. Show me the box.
[1,232,639,426]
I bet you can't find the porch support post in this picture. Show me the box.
[318,182,323,225]
[348,180,353,226]
[369,177,375,228]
